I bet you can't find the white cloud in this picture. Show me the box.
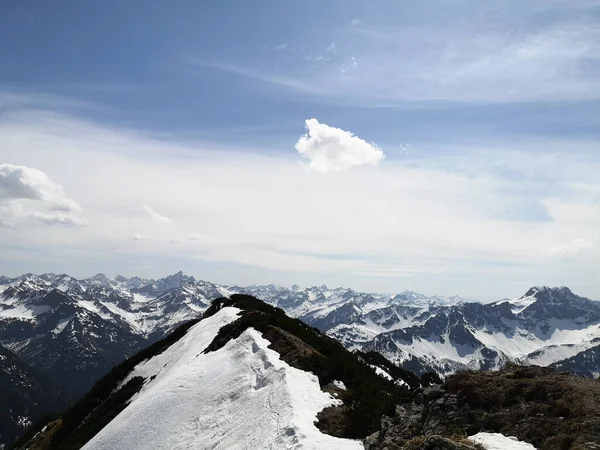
[132,233,149,241]
[141,205,174,225]
[349,19,361,27]
[295,119,384,172]
[0,163,87,227]
[0,163,81,211]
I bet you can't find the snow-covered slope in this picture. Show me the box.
[82,306,362,450]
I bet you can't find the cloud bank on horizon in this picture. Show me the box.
[0,1,599,300]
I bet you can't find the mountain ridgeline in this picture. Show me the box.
[13,294,429,450]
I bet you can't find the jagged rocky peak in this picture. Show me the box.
[17,273,48,286]
[85,273,112,287]
[160,270,196,287]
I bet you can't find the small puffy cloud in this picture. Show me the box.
[0,163,87,227]
[132,233,149,241]
[295,119,384,172]
[141,204,174,225]
[349,18,361,27]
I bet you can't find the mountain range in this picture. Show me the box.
[12,294,599,450]
[1,272,600,447]
[2,273,599,391]
[0,272,466,396]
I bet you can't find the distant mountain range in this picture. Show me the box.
[0,272,466,396]
[1,272,599,447]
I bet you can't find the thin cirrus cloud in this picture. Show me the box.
[295,119,384,172]
[187,5,600,105]
[0,163,88,227]
[141,204,174,225]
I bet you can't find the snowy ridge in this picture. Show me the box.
[82,306,362,450]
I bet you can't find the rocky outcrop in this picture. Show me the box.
[365,364,600,450]
[364,386,476,450]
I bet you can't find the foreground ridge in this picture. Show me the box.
[13,294,429,450]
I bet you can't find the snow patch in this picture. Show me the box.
[52,316,72,335]
[370,364,393,381]
[77,300,111,320]
[332,380,347,390]
[0,303,49,319]
[131,293,152,303]
[469,432,536,450]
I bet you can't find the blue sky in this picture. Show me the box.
[1,1,600,300]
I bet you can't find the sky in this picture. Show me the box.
[1,0,599,301]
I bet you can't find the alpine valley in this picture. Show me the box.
[1,272,600,448]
